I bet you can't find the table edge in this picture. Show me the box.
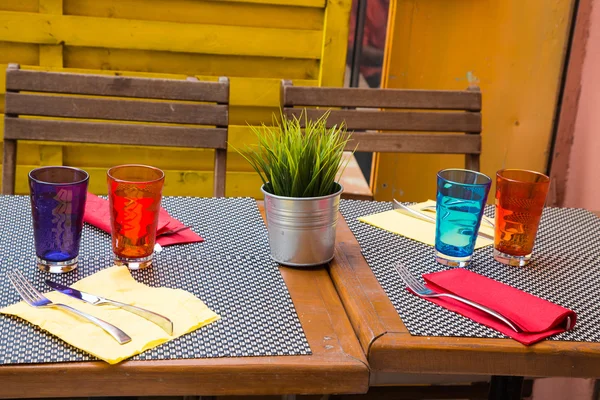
[0,199,369,397]
[333,206,600,378]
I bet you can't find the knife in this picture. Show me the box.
[45,280,174,335]
[392,199,494,241]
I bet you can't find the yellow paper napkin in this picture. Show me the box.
[358,199,495,249]
[0,266,220,364]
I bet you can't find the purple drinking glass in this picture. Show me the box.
[29,166,89,273]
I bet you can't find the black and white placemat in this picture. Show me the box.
[0,196,311,365]
[340,199,600,342]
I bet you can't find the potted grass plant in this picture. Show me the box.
[235,111,351,266]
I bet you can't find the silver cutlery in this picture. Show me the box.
[7,270,132,344]
[421,204,495,228]
[46,280,173,335]
[392,199,494,241]
[394,262,521,333]
[393,199,436,222]
[157,226,192,237]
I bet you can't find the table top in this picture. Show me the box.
[331,210,600,385]
[0,203,369,398]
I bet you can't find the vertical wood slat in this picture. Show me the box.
[39,145,65,165]
[39,45,64,67]
[38,0,65,170]
[318,0,351,87]
[39,0,63,14]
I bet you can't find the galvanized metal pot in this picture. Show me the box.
[261,183,343,267]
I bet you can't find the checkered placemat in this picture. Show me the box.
[340,199,600,342]
[0,196,311,364]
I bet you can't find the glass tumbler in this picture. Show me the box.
[29,166,89,273]
[107,165,164,270]
[494,169,550,266]
[435,169,492,267]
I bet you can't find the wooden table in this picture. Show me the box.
[0,204,369,398]
[330,210,600,399]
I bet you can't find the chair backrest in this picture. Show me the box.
[281,80,482,171]
[3,64,229,196]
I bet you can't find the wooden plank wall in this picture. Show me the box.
[375,0,575,203]
[0,0,351,196]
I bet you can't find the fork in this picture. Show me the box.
[7,270,132,344]
[394,262,521,333]
[421,204,495,228]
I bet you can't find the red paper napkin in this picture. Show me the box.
[83,193,204,246]
[414,268,576,345]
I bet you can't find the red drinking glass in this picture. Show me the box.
[494,169,550,266]
[107,165,164,270]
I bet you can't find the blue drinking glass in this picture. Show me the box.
[435,169,491,268]
[29,166,89,273]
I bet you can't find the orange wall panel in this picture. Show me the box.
[376,0,575,203]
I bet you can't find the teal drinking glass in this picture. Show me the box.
[435,169,491,267]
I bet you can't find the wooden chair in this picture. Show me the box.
[281,80,482,199]
[2,64,229,197]
[281,82,510,399]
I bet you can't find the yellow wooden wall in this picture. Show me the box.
[375,0,575,202]
[0,0,351,196]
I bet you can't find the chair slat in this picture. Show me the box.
[6,69,229,103]
[4,66,229,196]
[5,93,228,126]
[345,132,481,154]
[4,118,227,149]
[284,108,482,133]
[282,85,481,111]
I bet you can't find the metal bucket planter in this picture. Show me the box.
[262,183,343,267]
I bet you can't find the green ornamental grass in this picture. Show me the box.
[234,110,352,198]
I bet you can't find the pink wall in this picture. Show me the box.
[564,0,600,209]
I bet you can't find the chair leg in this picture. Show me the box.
[489,376,524,400]
[213,149,227,197]
[465,153,481,172]
[2,139,17,195]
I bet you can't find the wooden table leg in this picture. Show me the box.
[489,376,524,400]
